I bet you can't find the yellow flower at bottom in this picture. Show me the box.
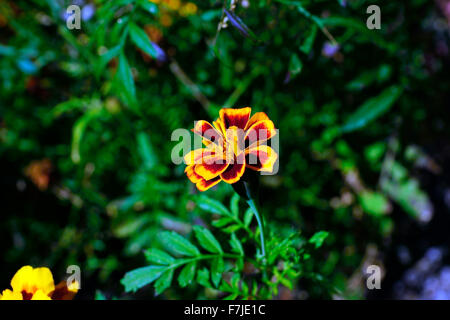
[0,265,78,300]
[0,289,23,300]
[31,290,52,300]
[9,266,54,300]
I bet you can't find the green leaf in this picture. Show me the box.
[211,257,225,287]
[71,106,104,163]
[274,0,331,49]
[289,53,303,78]
[219,279,233,292]
[193,225,223,254]
[201,9,222,21]
[243,208,253,227]
[121,266,167,292]
[229,233,244,255]
[212,217,234,228]
[381,161,432,220]
[144,248,175,265]
[231,273,240,288]
[222,224,241,233]
[279,276,293,290]
[95,290,107,300]
[359,191,390,217]
[137,132,158,169]
[309,231,329,249]
[364,142,386,165]
[96,44,122,78]
[300,24,317,54]
[129,22,158,59]
[159,231,200,257]
[346,65,392,91]
[154,268,174,295]
[51,97,88,119]
[341,85,402,133]
[116,52,137,108]
[178,262,196,288]
[113,215,151,238]
[195,195,231,216]
[230,193,240,218]
[224,293,239,300]
[322,16,396,53]
[137,0,158,14]
[197,268,212,288]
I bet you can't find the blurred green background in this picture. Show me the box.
[1,0,450,299]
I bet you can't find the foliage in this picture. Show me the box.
[122,194,329,298]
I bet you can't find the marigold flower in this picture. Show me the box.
[0,266,78,300]
[184,107,278,191]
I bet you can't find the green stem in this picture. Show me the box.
[244,182,266,262]
[170,253,242,269]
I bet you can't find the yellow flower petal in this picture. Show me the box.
[244,112,270,131]
[31,290,51,300]
[10,266,33,293]
[11,266,55,297]
[220,153,246,184]
[193,155,229,180]
[185,165,202,183]
[245,145,278,173]
[244,119,276,145]
[0,289,23,300]
[220,107,252,129]
[184,148,215,165]
[195,176,221,191]
[213,117,226,136]
[192,120,223,145]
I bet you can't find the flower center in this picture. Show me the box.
[21,290,34,300]
[225,126,244,163]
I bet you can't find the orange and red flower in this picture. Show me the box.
[184,107,278,191]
